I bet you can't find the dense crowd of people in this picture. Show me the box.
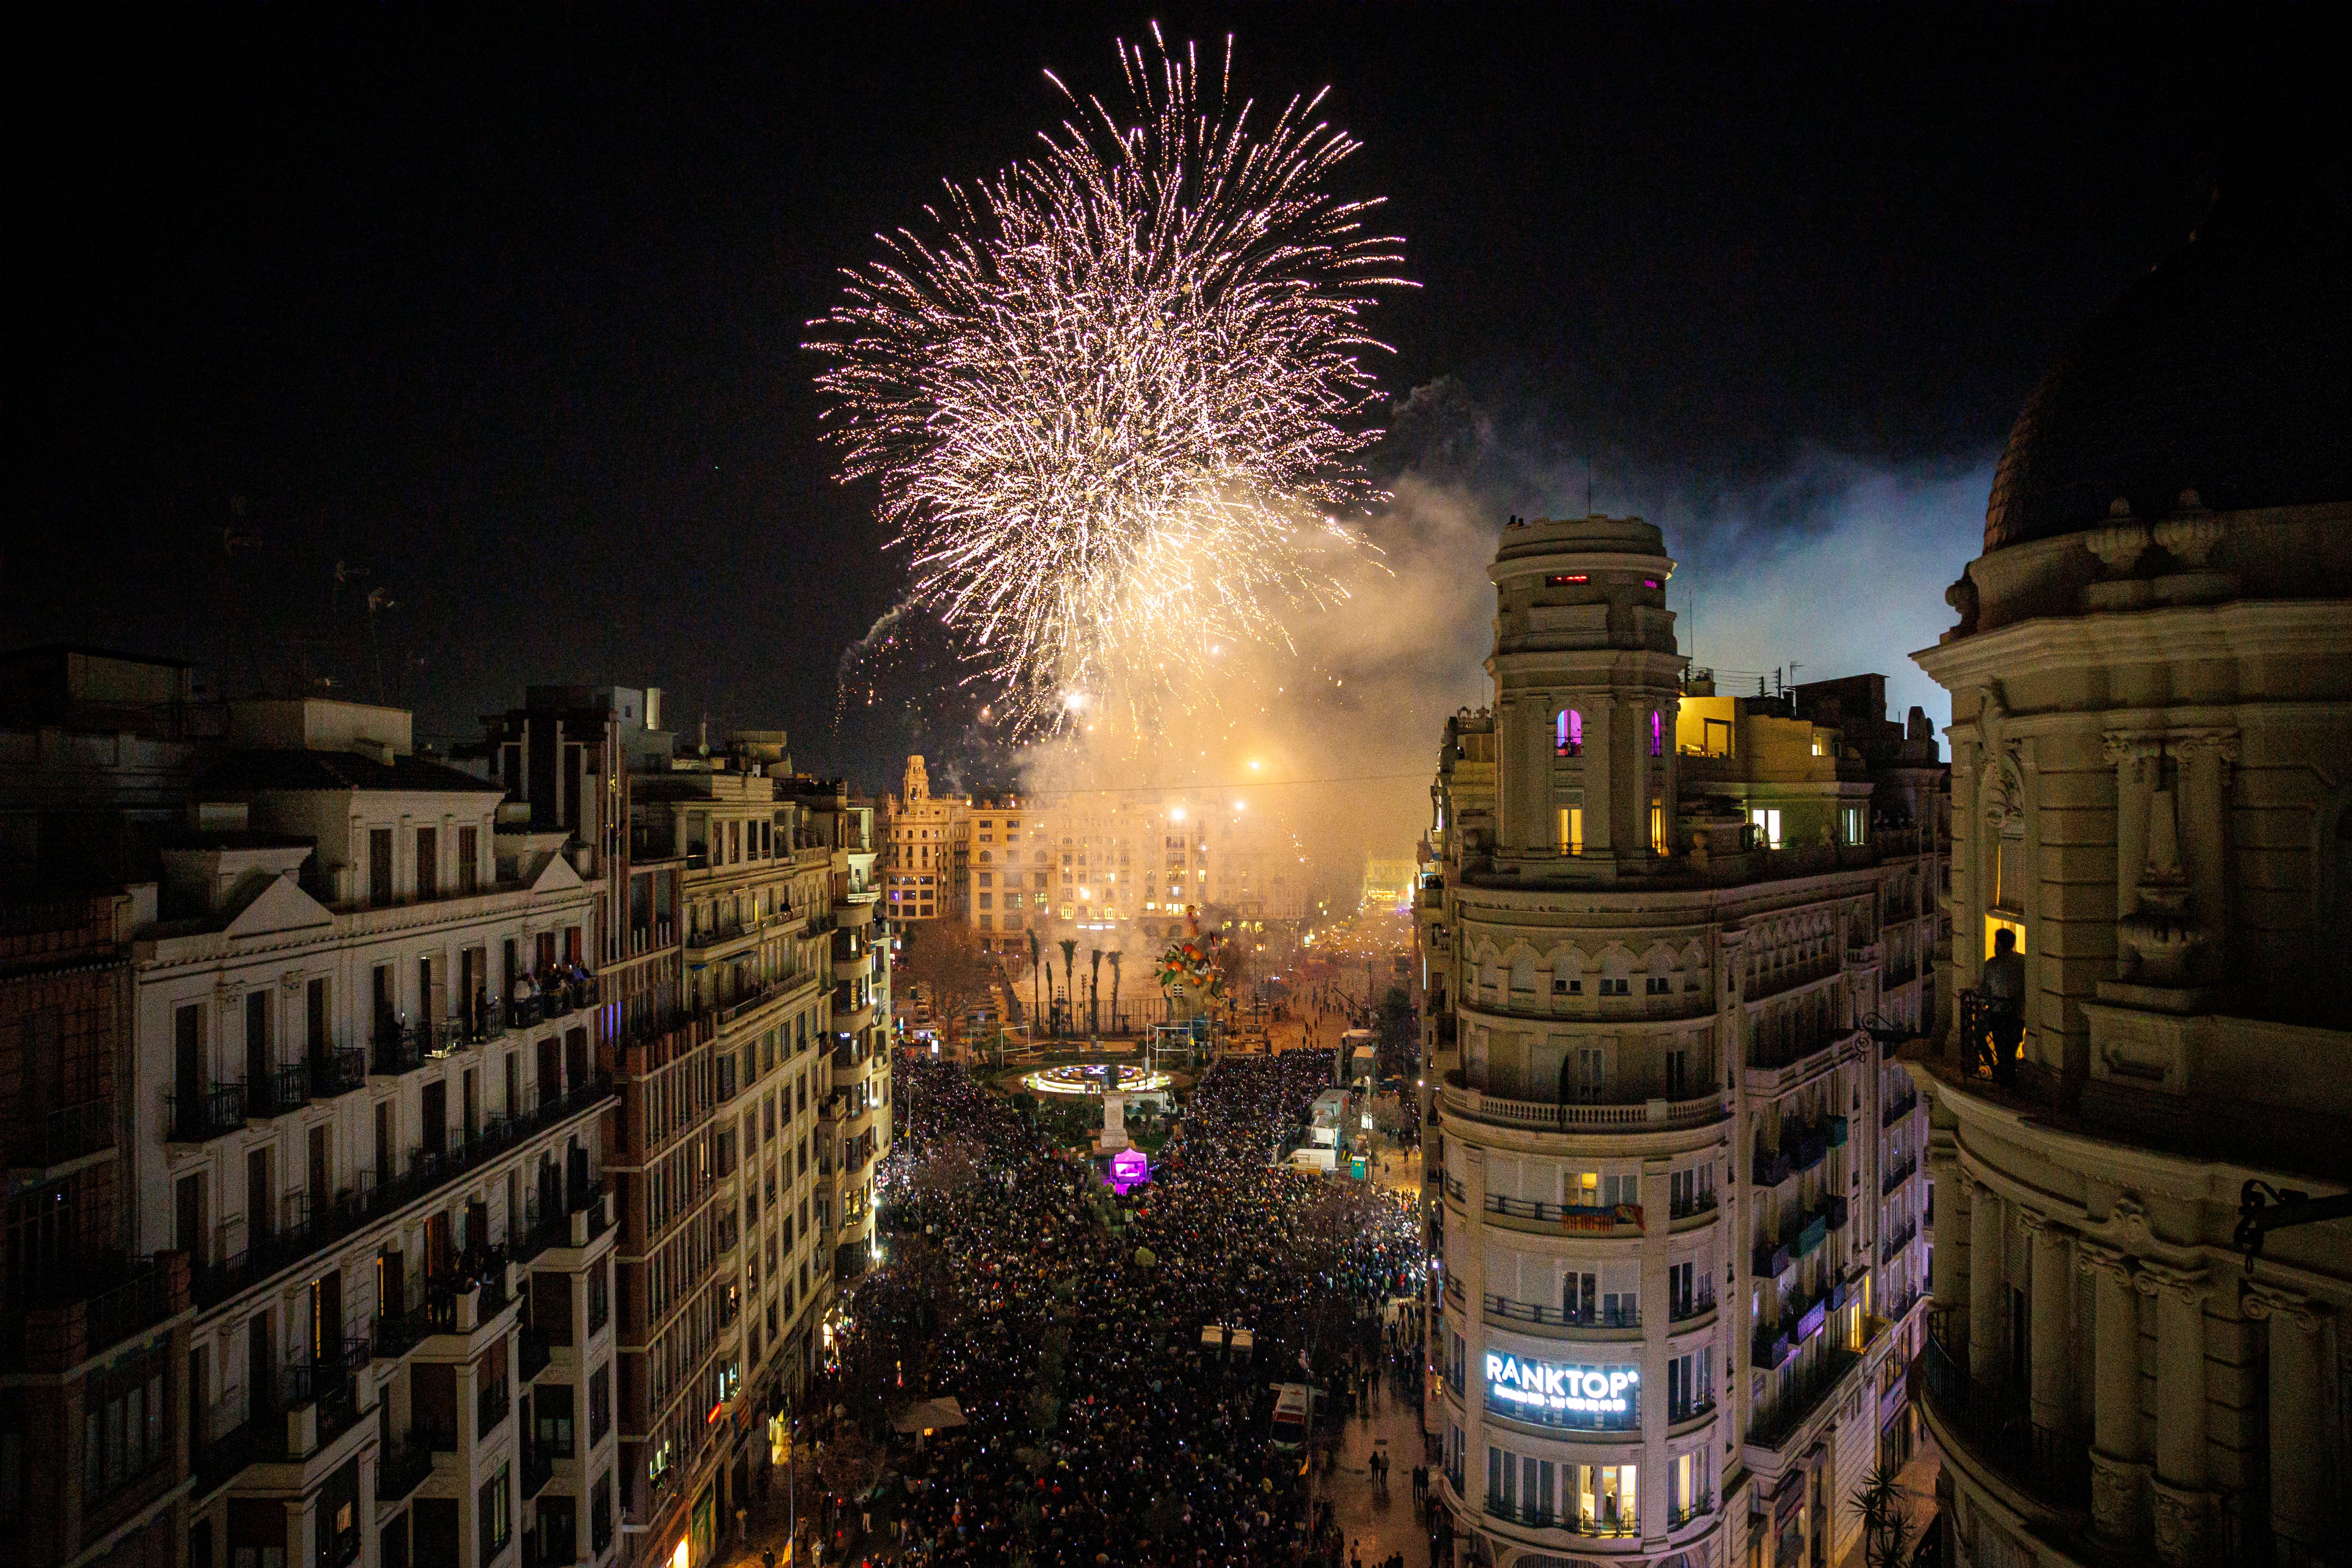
[805,1047,1427,1566]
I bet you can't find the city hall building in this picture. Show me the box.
[1417,513,1947,1568]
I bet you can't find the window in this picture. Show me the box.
[1557,807,1583,856]
[416,828,438,899]
[591,1472,613,1553]
[479,1464,511,1561]
[1652,711,1663,756]
[1555,709,1582,756]
[458,826,479,894]
[1646,976,1671,995]
[1651,800,1666,855]
[588,1365,612,1443]
[535,1385,575,1457]
[79,1354,167,1503]
[369,830,393,905]
[1748,807,1783,850]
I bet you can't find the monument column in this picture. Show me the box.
[1967,1178,2004,1383]
[2136,1263,2213,1567]
[2077,1240,2146,1549]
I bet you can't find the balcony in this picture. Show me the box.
[371,1029,424,1076]
[374,1429,434,1506]
[166,1081,247,1142]
[1792,1213,1829,1259]
[196,1074,616,1311]
[1751,1239,1792,1279]
[1747,954,1842,1003]
[1442,1071,1725,1134]
[477,1380,511,1441]
[1668,1289,1718,1325]
[9,1095,114,1172]
[0,1251,185,1372]
[1748,1346,1862,1451]
[309,1047,369,1098]
[1914,1322,2090,1509]
[1752,1326,1793,1370]
[451,1008,506,1048]
[1484,1294,1641,1332]
[1880,1220,1918,1265]
[247,1062,312,1119]
[1669,1493,1715,1529]
[284,1337,371,1452]
[1881,1155,1918,1196]
[1668,1189,1719,1223]
[1485,1194,1641,1232]
[1881,1090,1919,1127]
[1481,1495,1640,1537]
[522,1442,555,1500]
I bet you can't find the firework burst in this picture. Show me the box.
[809,27,1408,738]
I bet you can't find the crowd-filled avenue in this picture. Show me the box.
[782,1048,1433,1568]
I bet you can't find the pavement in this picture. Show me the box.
[1314,1378,1440,1568]
[1833,1439,1941,1568]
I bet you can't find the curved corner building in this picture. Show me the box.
[1421,515,1947,1568]
[1907,159,2352,1564]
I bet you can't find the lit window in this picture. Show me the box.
[1556,709,1582,757]
[1557,807,1583,857]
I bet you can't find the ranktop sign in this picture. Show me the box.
[1484,1352,1640,1424]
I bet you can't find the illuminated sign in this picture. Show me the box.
[1107,1148,1151,1194]
[1484,1352,1639,1427]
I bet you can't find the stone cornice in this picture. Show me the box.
[1915,599,2352,689]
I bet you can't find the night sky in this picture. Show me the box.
[11,5,2332,786]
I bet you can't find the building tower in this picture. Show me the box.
[1424,514,1942,1568]
[1489,516,1682,877]
[1907,152,2352,1566]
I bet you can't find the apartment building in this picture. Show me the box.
[780,778,892,1292]
[106,697,626,1568]
[1418,515,1945,1568]
[2,890,193,1568]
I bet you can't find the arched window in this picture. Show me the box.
[1556,709,1583,757]
[1652,711,1663,757]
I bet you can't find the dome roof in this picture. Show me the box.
[1983,152,2352,552]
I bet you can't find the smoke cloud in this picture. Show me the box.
[999,380,1988,911]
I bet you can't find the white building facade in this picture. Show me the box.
[1423,517,1944,1568]
[138,700,621,1568]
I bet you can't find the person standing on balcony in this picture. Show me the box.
[1980,927,2026,1083]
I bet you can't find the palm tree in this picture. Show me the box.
[1106,951,1123,1035]
[1027,929,1042,1043]
[1850,1462,1918,1568]
[1058,939,1077,1038]
[1089,948,1103,1035]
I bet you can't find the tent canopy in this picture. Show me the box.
[890,1397,969,1434]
